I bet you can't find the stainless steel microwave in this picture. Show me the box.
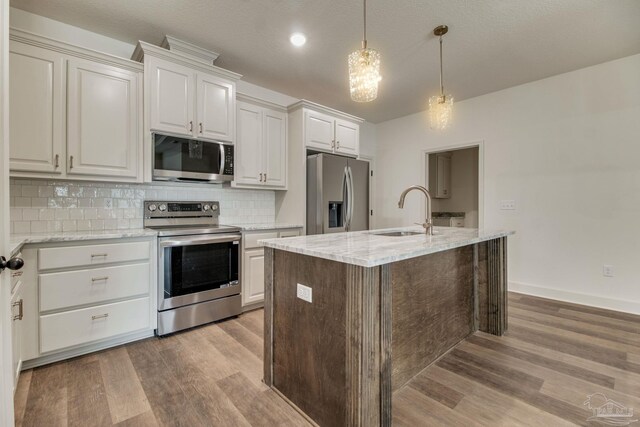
[153,133,234,183]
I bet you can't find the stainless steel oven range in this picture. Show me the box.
[144,200,241,336]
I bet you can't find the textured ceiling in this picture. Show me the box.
[10,0,640,123]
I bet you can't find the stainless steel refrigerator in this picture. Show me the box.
[307,153,369,234]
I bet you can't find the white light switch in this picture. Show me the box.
[499,200,516,210]
[296,283,312,303]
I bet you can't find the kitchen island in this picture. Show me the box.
[260,226,514,427]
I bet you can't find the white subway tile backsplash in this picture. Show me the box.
[10,178,276,232]
[62,220,77,232]
[14,221,31,233]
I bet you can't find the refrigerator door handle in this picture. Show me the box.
[348,166,355,231]
[342,166,350,231]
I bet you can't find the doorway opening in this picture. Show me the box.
[423,143,482,229]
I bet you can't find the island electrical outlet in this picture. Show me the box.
[296,283,312,303]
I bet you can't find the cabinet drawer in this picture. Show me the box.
[40,297,150,353]
[39,263,150,312]
[278,229,301,238]
[244,232,278,249]
[38,241,149,270]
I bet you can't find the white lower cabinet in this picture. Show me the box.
[18,237,155,369]
[241,228,301,308]
[243,249,266,306]
[10,279,24,391]
[40,297,150,353]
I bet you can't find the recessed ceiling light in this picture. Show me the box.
[290,33,307,47]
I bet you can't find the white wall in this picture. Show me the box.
[375,54,640,314]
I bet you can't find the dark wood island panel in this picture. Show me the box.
[264,237,508,427]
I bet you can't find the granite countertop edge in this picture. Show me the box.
[9,229,158,258]
[259,226,515,268]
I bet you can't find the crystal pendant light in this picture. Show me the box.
[348,0,381,102]
[429,25,453,130]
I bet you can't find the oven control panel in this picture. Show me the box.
[144,201,219,219]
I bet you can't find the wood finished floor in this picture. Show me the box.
[14,293,640,426]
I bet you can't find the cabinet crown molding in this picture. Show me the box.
[160,35,220,65]
[288,99,364,123]
[9,28,143,72]
[132,40,242,81]
[236,92,288,113]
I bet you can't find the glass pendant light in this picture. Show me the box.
[348,0,381,102]
[429,25,454,130]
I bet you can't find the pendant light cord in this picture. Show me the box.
[362,0,367,49]
[439,35,444,97]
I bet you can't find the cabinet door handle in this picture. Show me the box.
[91,276,109,283]
[331,139,335,149]
[189,121,193,132]
[336,140,340,149]
[199,122,203,133]
[259,173,263,182]
[91,313,109,320]
[12,299,23,321]
[264,173,267,182]
[69,155,74,169]
[54,154,59,168]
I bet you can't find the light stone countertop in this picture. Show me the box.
[225,223,303,231]
[9,229,158,258]
[260,226,515,267]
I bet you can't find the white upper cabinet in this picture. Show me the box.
[435,154,452,198]
[305,110,334,152]
[263,109,287,187]
[8,30,143,182]
[334,118,359,156]
[67,59,140,178]
[235,102,263,186]
[9,42,65,174]
[298,102,362,157]
[145,53,236,143]
[148,56,194,136]
[197,72,234,142]
[234,98,287,189]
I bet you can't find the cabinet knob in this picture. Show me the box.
[0,256,24,272]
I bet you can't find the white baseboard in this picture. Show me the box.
[21,329,155,370]
[509,281,640,315]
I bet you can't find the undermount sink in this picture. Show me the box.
[372,231,424,237]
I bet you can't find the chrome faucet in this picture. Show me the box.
[398,185,434,235]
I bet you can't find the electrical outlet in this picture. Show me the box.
[499,200,516,210]
[296,283,312,303]
[603,265,614,278]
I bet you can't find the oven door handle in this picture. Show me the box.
[159,234,242,248]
